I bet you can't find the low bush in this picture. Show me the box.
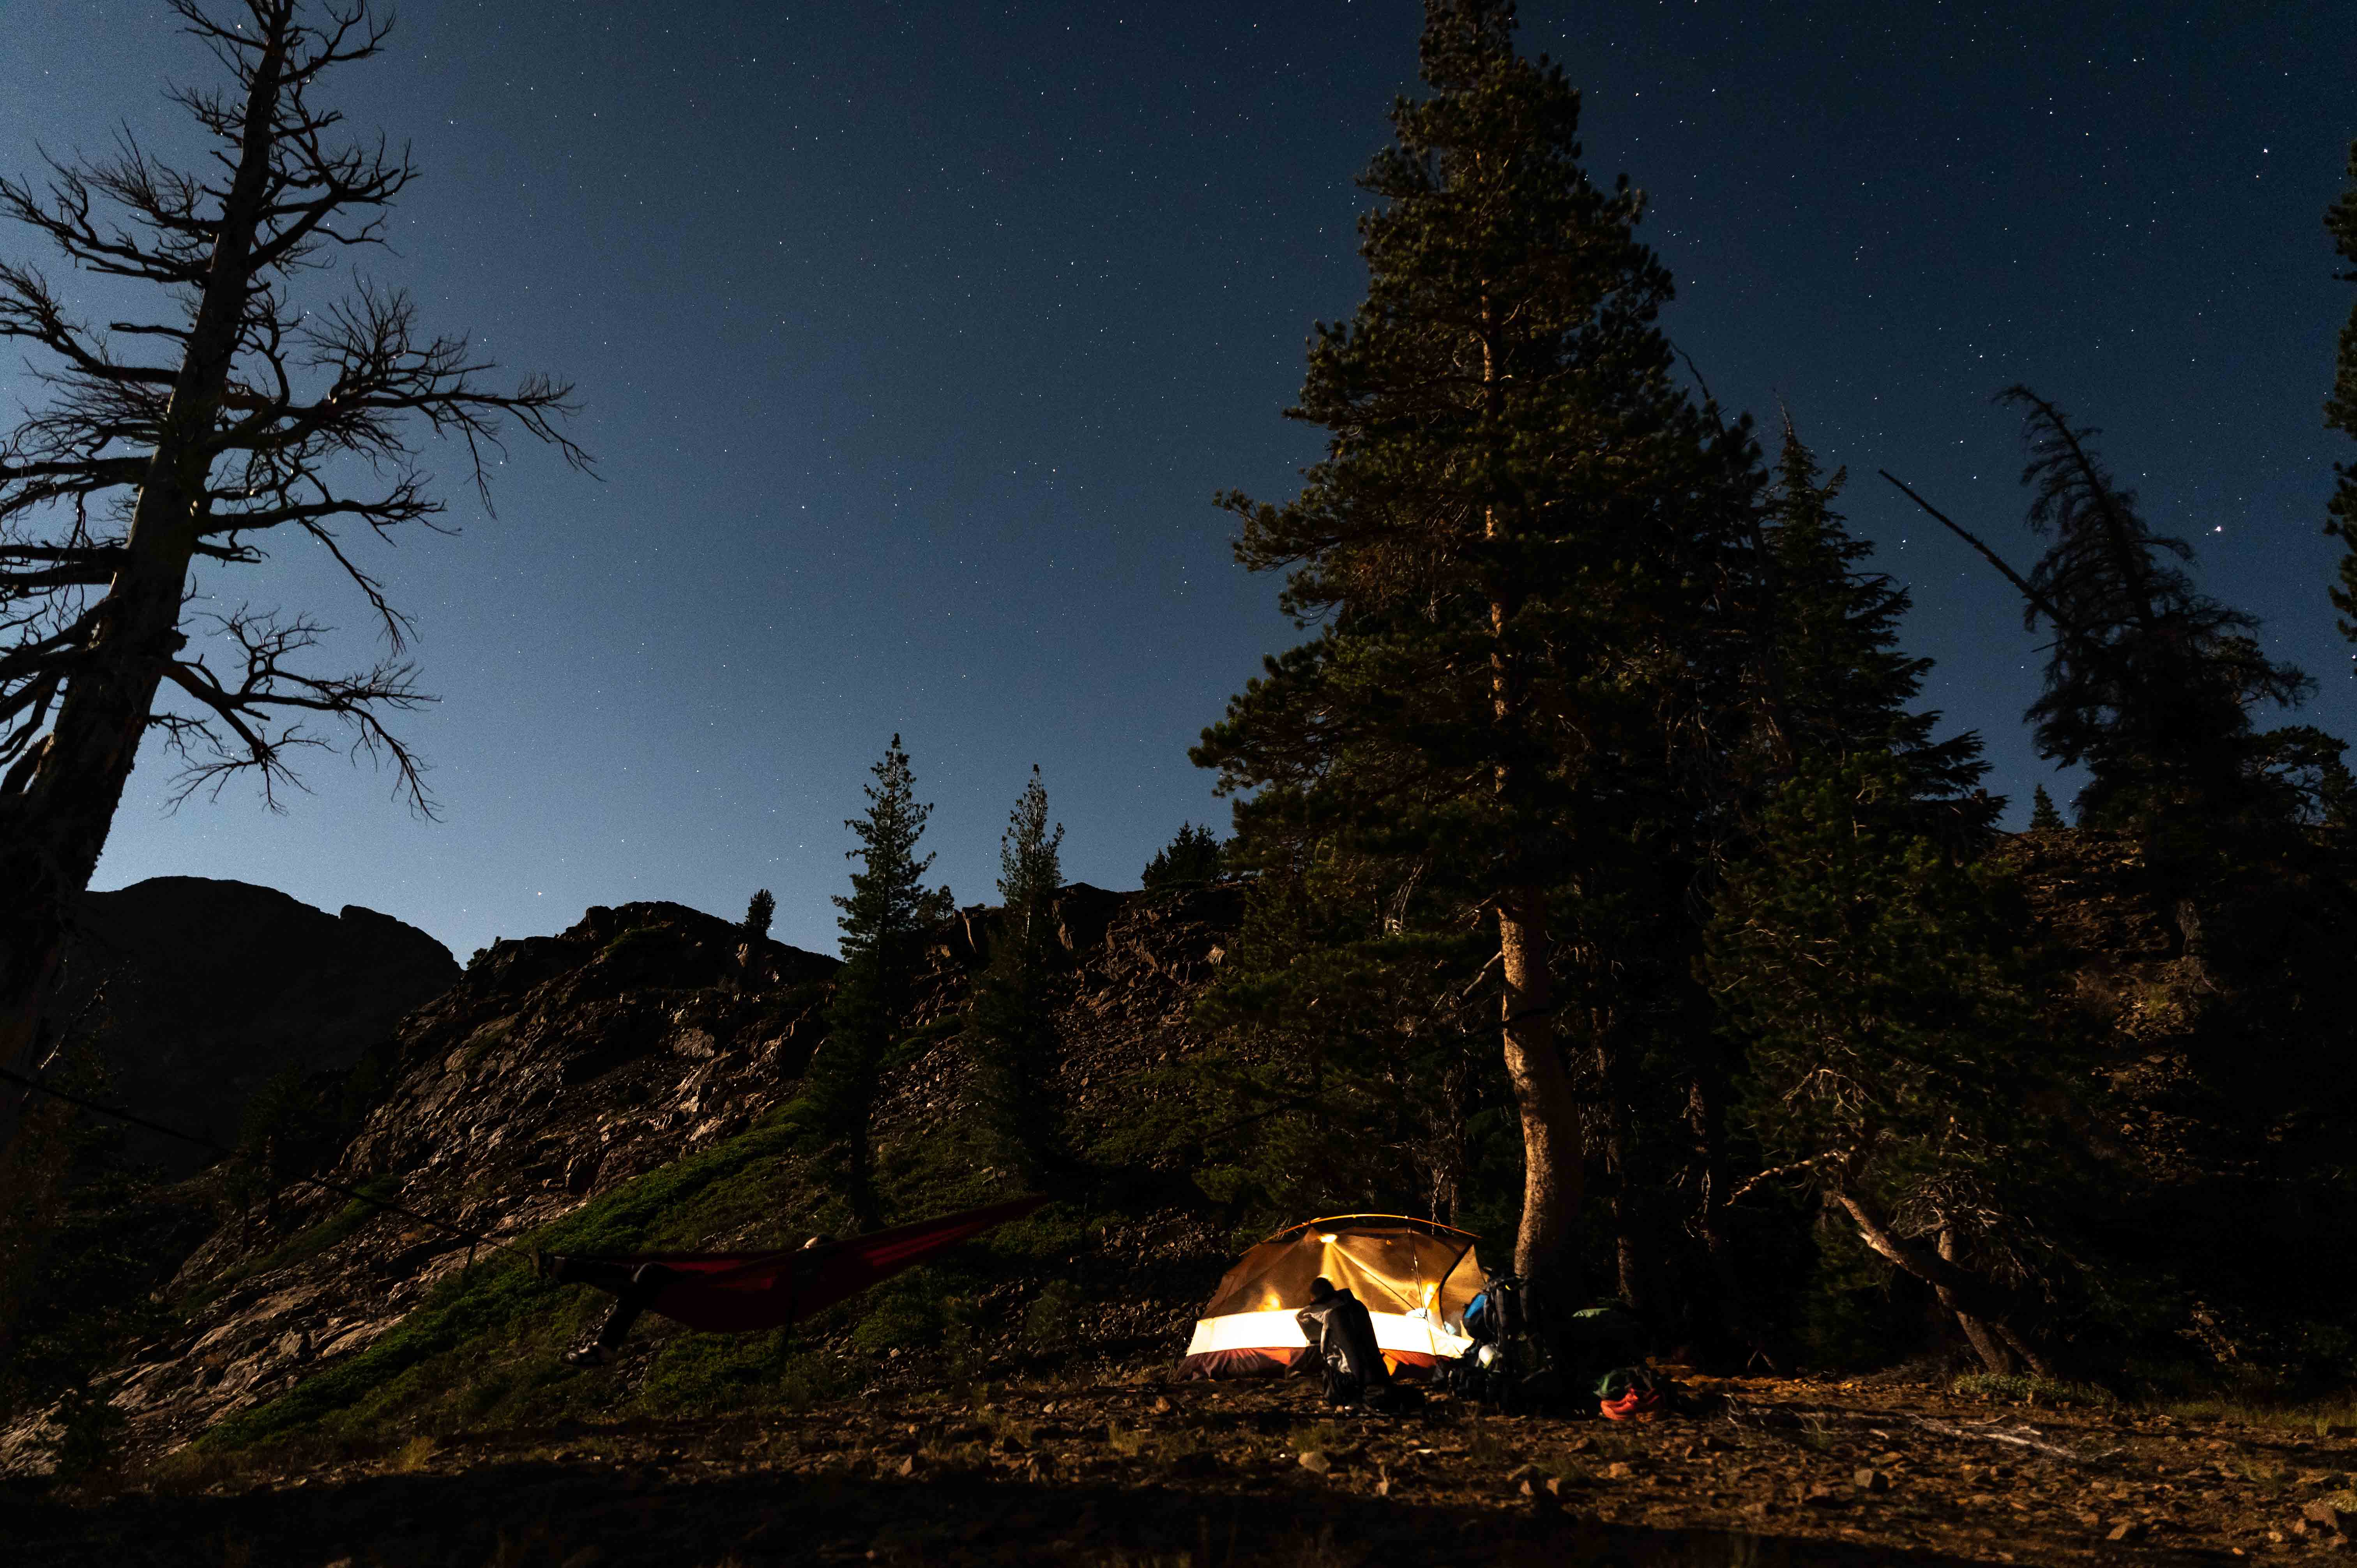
[1951,1372,2118,1408]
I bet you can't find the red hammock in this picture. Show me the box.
[544,1194,1048,1333]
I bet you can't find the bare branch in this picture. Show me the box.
[1877,470,2078,634]
[1,0,582,846]
[155,607,436,814]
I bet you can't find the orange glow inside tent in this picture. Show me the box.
[1178,1216,1483,1380]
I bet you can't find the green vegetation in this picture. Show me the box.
[1951,1372,2117,1409]
[2007,386,2323,848]
[1760,425,1995,825]
[1191,0,1760,1304]
[185,1178,403,1308]
[206,1112,813,1447]
[966,766,1069,1180]
[1171,1,2357,1391]
[1140,823,1223,891]
[741,888,775,943]
[1708,754,2061,1373]
[0,1043,391,1475]
[2321,139,2357,642]
[806,735,954,1231]
[1285,1419,1355,1456]
[23,0,2357,1457]
[202,1100,1102,1451]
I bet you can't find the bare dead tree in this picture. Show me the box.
[0,0,590,1087]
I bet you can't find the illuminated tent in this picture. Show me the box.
[1178,1216,1484,1379]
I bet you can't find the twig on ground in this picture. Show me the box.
[1719,1401,2122,1466]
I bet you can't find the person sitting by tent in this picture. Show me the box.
[1295,1275,1398,1408]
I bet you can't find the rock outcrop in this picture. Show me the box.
[26,878,459,1176]
[25,833,2353,1471]
[42,883,1253,1466]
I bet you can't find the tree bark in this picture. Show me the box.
[1938,1226,2023,1376]
[1686,1055,1756,1353]
[1500,889,1580,1298]
[1478,288,1585,1301]
[1836,1191,2048,1375]
[1593,1026,1647,1312]
[0,15,291,1086]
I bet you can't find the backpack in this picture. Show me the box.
[1444,1273,1560,1411]
[1594,1363,1668,1421]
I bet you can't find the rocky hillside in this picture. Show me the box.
[9,882,1244,1468]
[21,878,458,1176]
[9,830,2351,1477]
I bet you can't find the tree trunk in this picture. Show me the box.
[1938,1227,2023,1375]
[1500,889,1580,1299]
[1836,1192,2048,1376]
[0,20,290,1091]
[1478,292,1584,1300]
[1593,1028,1647,1312]
[1685,1056,1756,1354]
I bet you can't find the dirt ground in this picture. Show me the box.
[17,1372,2357,1567]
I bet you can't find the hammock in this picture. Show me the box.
[541,1193,1048,1334]
[0,1061,1046,1346]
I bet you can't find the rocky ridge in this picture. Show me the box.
[21,878,459,1176]
[21,882,1243,1466]
[10,831,2349,1483]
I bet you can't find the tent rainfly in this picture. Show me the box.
[1178,1215,1484,1379]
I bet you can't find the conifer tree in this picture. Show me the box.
[2322,141,2357,644]
[806,736,949,1230]
[734,887,776,991]
[742,889,776,943]
[2004,387,2314,843]
[1761,427,1992,826]
[1707,754,2061,1374]
[966,767,1066,1178]
[2027,784,2065,832]
[1193,0,1759,1296]
[1176,850,1497,1229]
[1141,823,1223,891]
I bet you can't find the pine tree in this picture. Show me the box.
[1174,851,1499,1231]
[2322,141,2357,644]
[2027,784,2065,832]
[1707,754,2062,1374]
[1761,426,1992,826]
[2005,387,2313,842]
[733,887,776,991]
[1193,0,1760,1296]
[1141,823,1223,891]
[966,767,1066,1178]
[742,889,776,943]
[806,736,949,1230]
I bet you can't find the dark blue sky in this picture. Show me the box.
[5,2,2352,959]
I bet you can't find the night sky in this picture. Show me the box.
[5,2,2352,961]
